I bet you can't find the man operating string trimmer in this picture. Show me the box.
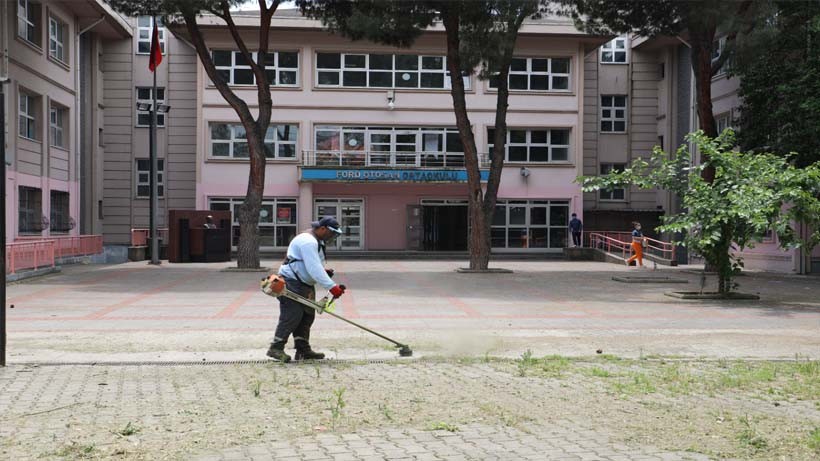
[266,217,346,363]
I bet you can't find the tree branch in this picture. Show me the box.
[221,1,267,86]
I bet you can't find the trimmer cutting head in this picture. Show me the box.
[398,345,413,357]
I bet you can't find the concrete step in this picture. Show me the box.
[258,250,566,261]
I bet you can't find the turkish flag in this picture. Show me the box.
[148,21,162,72]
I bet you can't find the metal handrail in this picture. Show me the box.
[6,240,56,274]
[587,231,676,261]
[301,150,491,168]
[14,235,104,259]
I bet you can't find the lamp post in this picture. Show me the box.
[136,101,170,265]
[1,78,8,367]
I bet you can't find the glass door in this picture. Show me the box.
[314,199,364,250]
[368,130,392,166]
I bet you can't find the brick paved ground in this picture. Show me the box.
[5,260,819,362]
[3,260,819,460]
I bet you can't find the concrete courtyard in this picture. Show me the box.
[2,260,819,460]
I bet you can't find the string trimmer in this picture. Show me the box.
[261,274,413,357]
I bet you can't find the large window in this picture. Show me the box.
[600,95,627,133]
[315,52,469,90]
[489,57,570,91]
[209,197,297,248]
[599,163,626,201]
[135,159,165,198]
[48,16,66,63]
[137,16,164,54]
[17,0,41,46]
[18,92,38,140]
[491,200,569,249]
[211,50,299,86]
[600,36,628,63]
[49,104,67,148]
[136,87,165,127]
[19,186,43,234]
[488,128,570,163]
[313,126,465,167]
[50,190,70,233]
[210,123,298,159]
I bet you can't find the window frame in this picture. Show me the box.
[314,52,470,90]
[18,92,38,141]
[49,190,71,234]
[600,95,628,133]
[18,186,43,234]
[49,104,67,148]
[135,87,166,128]
[600,36,628,64]
[17,0,41,47]
[487,127,572,164]
[137,16,165,55]
[716,112,733,134]
[209,196,298,249]
[209,122,299,160]
[210,50,299,87]
[48,15,66,64]
[135,158,165,199]
[488,56,571,92]
[599,163,627,201]
[491,200,570,250]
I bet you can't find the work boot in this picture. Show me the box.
[266,346,291,363]
[294,348,325,361]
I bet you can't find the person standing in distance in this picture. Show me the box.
[267,217,346,362]
[569,213,583,247]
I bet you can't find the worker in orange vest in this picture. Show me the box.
[626,222,646,267]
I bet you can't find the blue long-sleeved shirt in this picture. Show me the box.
[569,218,583,233]
[278,232,335,290]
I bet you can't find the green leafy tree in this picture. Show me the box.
[107,0,283,268]
[299,0,542,270]
[558,0,763,182]
[732,1,820,167]
[580,131,820,294]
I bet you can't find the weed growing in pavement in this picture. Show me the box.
[808,427,820,453]
[428,421,459,432]
[517,349,535,376]
[612,372,656,396]
[314,364,321,379]
[252,379,262,398]
[378,403,393,422]
[116,422,140,437]
[329,388,346,425]
[737,414,768,452]
[585,366,613,378]
[54,442,97,459]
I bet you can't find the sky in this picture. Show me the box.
[237,1,297,10]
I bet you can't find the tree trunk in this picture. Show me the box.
[235,126,267,269]
[441,10,492,270]
[689,26,719,183]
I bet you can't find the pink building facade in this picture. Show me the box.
[189,12,605,252]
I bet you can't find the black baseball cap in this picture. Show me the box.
[312,216,343,234]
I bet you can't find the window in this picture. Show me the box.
[600,36,627,63]
[488,128,570,163]
[137,16,164,54]
[50,190,70,233]
[313,126,465,167]
[135,159,165,198]
[48,16,66,63]
[211,50,298,86]
[716,112,733,133]
[17,0,41,46]
[49,105,67,148]
[210,123,298,159]
[599,163,626,201]
[18,92,37,140]
[491,200,569,249]
[209,197,297,248]
[315,52,469,90]
[489,57,570,91]
[136,87,165,127]
[18,186,43,234]
[600,95,627,132]
[711,37,733,75]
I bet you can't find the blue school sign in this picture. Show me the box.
[300,168,489,183]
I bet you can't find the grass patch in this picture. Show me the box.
[54,442,97,459]
[428,421,459,432]
[515,351,571,378]
[737,414,768,452]
[612,372,656,396]
[808,427,820,453]
[116,421,139,437]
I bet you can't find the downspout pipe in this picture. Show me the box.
[75,16,105,235]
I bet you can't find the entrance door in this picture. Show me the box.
[315,199,364,250]
[406,205,423,250]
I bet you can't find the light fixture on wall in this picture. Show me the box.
[520,166,531,178]
[387,90,396,110]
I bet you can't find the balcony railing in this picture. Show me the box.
[302,150,491,168]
